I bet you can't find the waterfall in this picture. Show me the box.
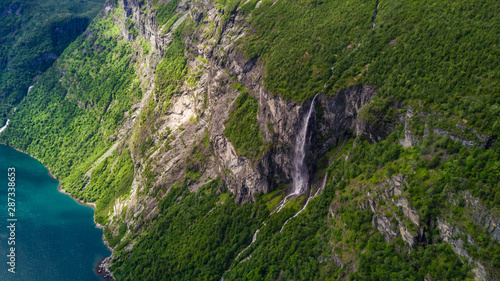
[279,173,328,232]
[221,224,264,280]
[222,96,322,281]
[372,2,380,29]
[0,119,10,134]
[273,94,318,213]
[234,228,260,260]
[274,95,318,211]
[292,94,318,195]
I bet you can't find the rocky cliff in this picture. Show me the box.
[87,1,396,278]
[107,0,386,216]
[2,0,499,280]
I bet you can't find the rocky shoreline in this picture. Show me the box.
[95,258,116,281]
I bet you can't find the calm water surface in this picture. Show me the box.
[0,144,110,280]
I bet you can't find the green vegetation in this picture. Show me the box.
[0,0,104,124]
[0,7,140,222]
[224,90,265,161]
[126,18,138,37]
[354,238,470,280]
[109,130,493,280]
[105,222,129,248]
[154,32,187,112]
[1,0,498,280]
[89,149,135,224]
[326,131,500,276]
[221,130,496,280]
[140,38,151,55]
[214,0,241,23]
[111,179,268,280]
[240,0,500,136]
[153,0,180,26]
[110,93,499,279]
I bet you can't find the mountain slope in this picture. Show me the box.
[0,0,105,124]
[1,0,499,280]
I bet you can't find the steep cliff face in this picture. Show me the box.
[66,1,500,280]
[112,0,384,208]
[87,1,392,278]
[2,0,499,280]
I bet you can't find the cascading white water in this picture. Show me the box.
[234,228,260,260]
[279,172,328,232]
[0,119,10,134]
[274,95,318,213]
[222,96,321,280]
[221,222,266,280]
[372,2,380,29]
[292,94,318,195]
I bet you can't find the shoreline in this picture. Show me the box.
[95,258,115,281]
[0,142,97,208]
[0,142,116,281]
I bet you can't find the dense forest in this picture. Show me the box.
[0,0,104,124]
[0,0,499,280]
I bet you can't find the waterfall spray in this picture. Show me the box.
[222,96,322,281]
[292,94,318,195]
[274,94,318,213]
[279,172,328,232]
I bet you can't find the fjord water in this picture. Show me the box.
[0,144,110,280]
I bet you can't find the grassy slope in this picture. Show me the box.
[224,133,500,280]
[0,0,105,124]
[0,0,498,280]
[108,1,500,279]
[111,179,269,280]
[112,129,499,280]
[224,90,265,161]
[240,0,499,136]
[0,7,141,223]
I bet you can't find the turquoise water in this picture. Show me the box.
[0,144,110,280]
